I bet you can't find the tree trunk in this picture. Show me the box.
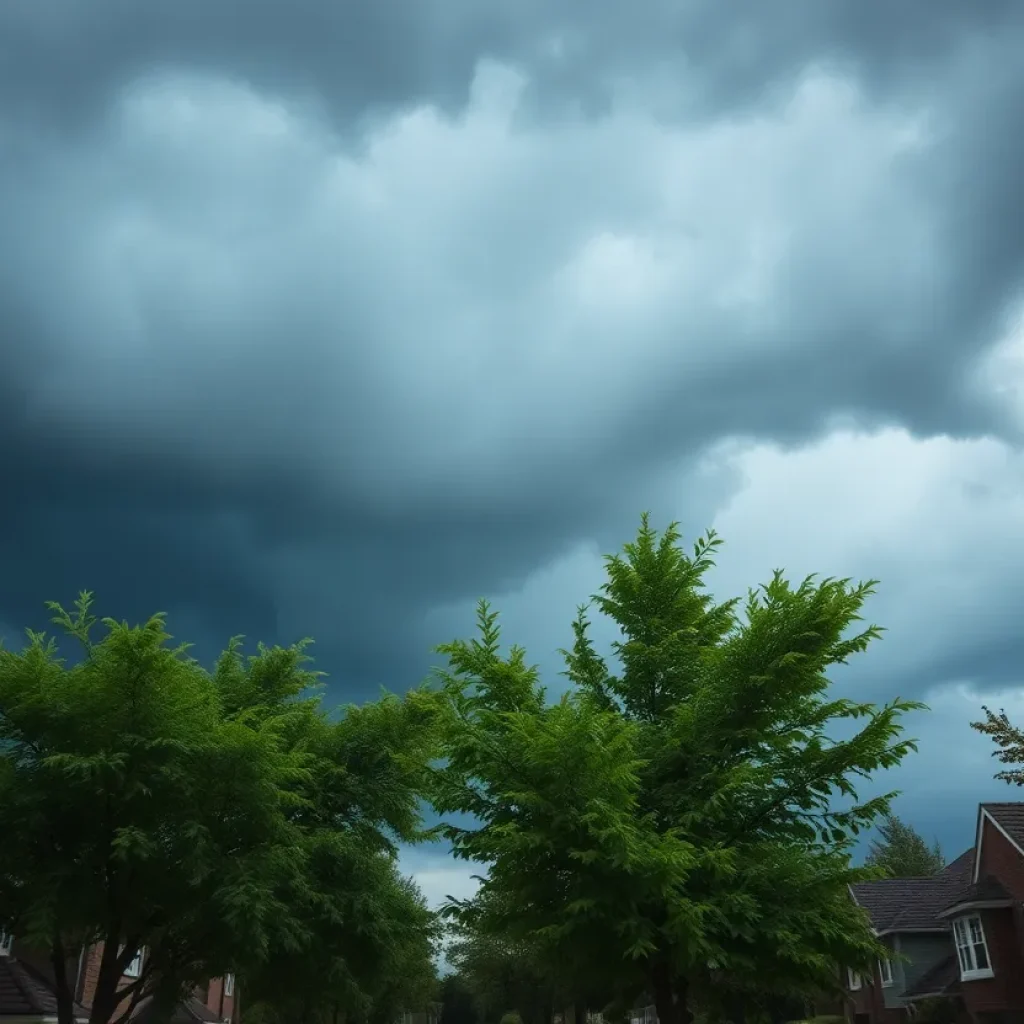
[651,964,691,1024]
[89,938,125,1024]
[50,935,76,1024]
[650,965,674,1024]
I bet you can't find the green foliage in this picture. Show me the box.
[244,857,440,1024]
[499,1013,524,1024]
[439,973,480,1024]
[446,918,566,1024]
[864,815,944,877]
[433,517,925,1024]
[971,705,1024,786]
[0,594,441,1024]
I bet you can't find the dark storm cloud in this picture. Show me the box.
[1,0,1024,706]
[1,0,1020,126]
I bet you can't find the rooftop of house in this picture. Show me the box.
[850,846,974,933]
[852,801,1024,934]
[0,956,87,1020]
[132,995,222,1024]
[983,802,1024,851]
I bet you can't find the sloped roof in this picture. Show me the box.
[0,957,87,1019]
[941,873,1012,914]
[901,953,961,1001]
[850,848,973,933]
[132,995,222,1024]
[982,803,1024,854]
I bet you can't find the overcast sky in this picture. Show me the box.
[3,0,1024,910]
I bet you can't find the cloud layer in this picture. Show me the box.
[2,0,1024,889]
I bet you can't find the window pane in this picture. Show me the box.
[969,918,984,944]
[973,942,989,970]
[956,944,971,973]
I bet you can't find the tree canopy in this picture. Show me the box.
[0,594,440,1024]
[445,917,566,1024]
[972,706,1024,786]
[432,518,924,1024]
[864,815,944,877]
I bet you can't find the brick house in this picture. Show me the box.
[843,802,1024,1024]
[0,931,236,1024]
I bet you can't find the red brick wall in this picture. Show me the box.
[77,942,104,1007]
[844,968,905,1024]
[958,815,1024,1022]
[77,941,149,1020]
[12,936,238,1023]
[977,818,1024,901]
[203,975,237,1023]
[957,909,1024,1019]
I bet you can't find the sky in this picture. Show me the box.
[3,0,1024,915]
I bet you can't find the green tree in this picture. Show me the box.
[439,972,480,1024]
[214,640,443,1024]
[432,518,924,1024]
[971,706,1024,785]
[242,856,439,1024]
[446,919,565,1024]
[0,595,440,1024]
[864,815,944,877]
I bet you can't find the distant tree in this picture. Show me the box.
[439,973,479,1024]
[972,706,1024,785]
[446,918,566,1024]
[864,815,944,877]
[433,517,925,1024]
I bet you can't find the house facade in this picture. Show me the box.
[844,802,1024,1024]
[0,932,236,1024]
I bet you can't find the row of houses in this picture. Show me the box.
[574,801,1024,1024]
[843,801,1024,1024]
[0,933,236,1024]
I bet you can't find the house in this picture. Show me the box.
[0,931,236,1024]
[843,802,1024,1024]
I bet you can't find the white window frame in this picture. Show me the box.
[953,914,994,980]
[224,974,234,997]
[848,968,862,990]
[879,957,893,987]
[123,948,144,979]
[0,930,12,957]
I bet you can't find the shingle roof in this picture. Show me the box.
[941,874,1012,914]
[0,957,87,1019]
[943,847,975,878]
[132,996,222,1024]
[983,803,1024,854]
[850,848,974,933]
[901,953,960,1001]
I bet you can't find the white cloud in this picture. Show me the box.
[707,428,1024,695]
[428,425,1024,851]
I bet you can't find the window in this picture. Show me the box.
[224,974,234,997]
[879,958,893,987]
[953,915,993,979]
[848,968,862,990]
[0,930,11,957]
[124,949,144,978]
